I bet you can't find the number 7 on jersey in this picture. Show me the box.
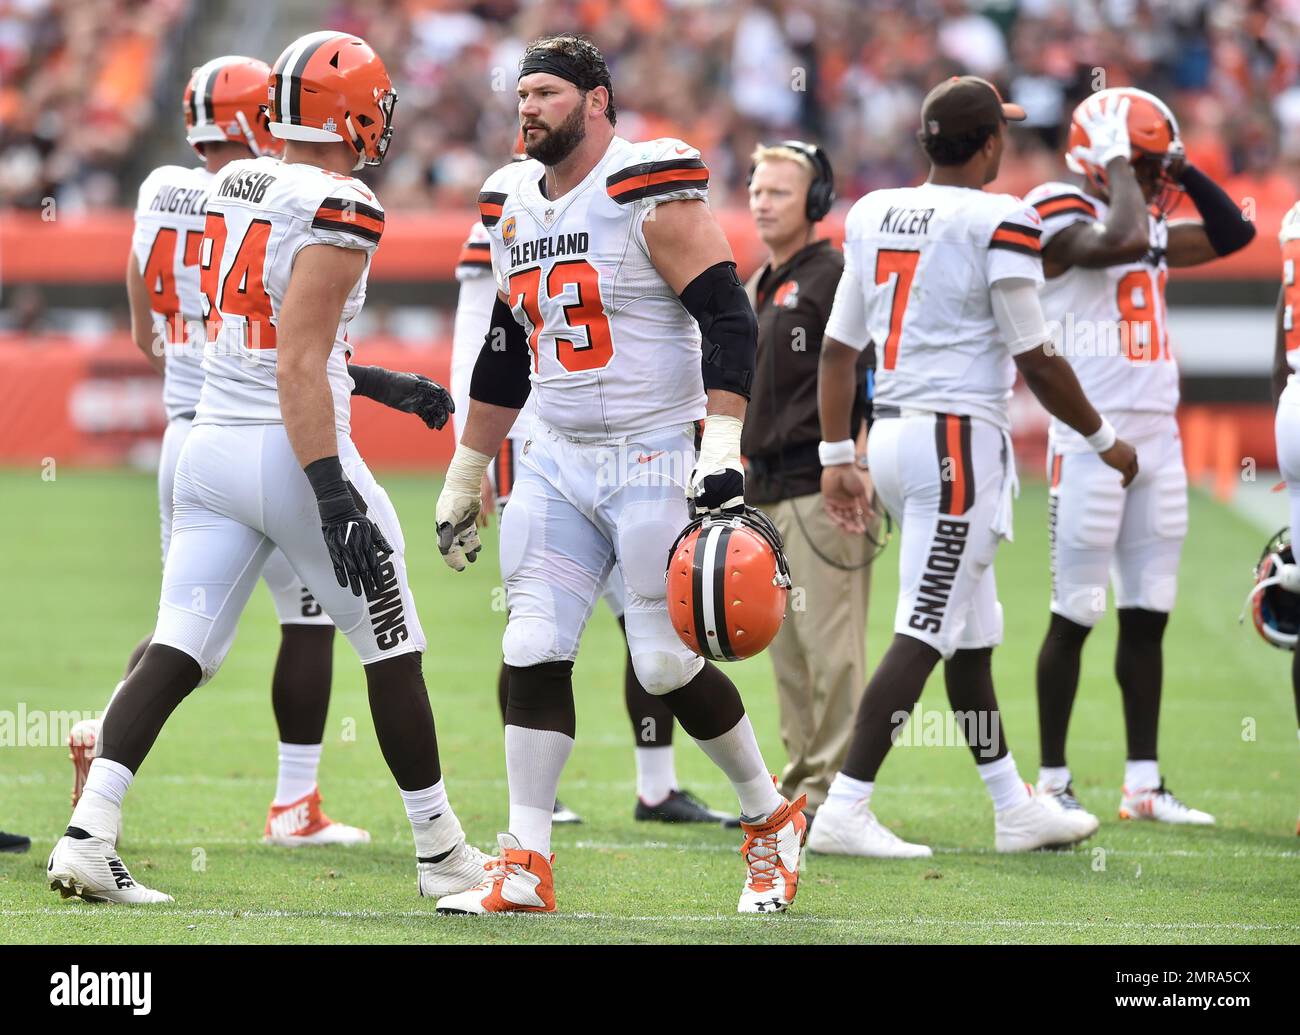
[876,249,919,371]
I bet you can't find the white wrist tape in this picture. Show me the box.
[1086,417,1117,453]
[697,414,743,472]
[445,442,492,494]
[818,439,855,467]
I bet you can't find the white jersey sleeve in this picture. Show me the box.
[824,216,871,351]
[1280,202,1300,375]
[985,198,1045,287]
[617,137,711,254]
[451,222,502,442]
[1024,181,1098,248]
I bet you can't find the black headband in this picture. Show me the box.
[519,51,608,93]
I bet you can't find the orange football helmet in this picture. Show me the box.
[1066,87,1183,211]
[266,31,397,170]
[183,55,280,158]
[666,508,792,662]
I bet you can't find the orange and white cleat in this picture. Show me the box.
[263,787,371,846]
[435,833,555,915]
[68,718,102,808]
[1118,783,1214,826]
[738,794,807,914]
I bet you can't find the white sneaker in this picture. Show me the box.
[263,787,370,847]
[415,813,494,898]
[48,830,172,904]
[1036,780,1101,836]
[806,798,932,858]
[1119,783,1214,825]
[737,795,807,914]
[435,833,556,915]
[995,792,1097,852]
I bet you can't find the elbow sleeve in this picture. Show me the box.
[991,278,1052,356]
[469,295,532,409]
[680,261,757,398]
[1181,165,1256,256]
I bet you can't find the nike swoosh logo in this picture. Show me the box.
[637,451,665,464]
[674,146,690,155]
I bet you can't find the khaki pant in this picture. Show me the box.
[759,492,874,810]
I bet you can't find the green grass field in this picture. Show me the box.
[1,466,1297,944]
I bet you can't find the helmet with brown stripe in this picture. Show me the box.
[1066,87,1184,214]
[666,507,791,662]
[183,56,280,159]
[266,31,397,170]
[1243,527,1300,651]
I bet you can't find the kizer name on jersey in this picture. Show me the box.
[477,136,710,441]
[193,155,384,435]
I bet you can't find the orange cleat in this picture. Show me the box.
[738,794,807,913]
[435,833,555,914]
[263,787,370,846]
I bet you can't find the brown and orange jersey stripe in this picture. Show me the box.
[605,158,708,205]
[1032,192,1098,221]
[457,238,491,271]
[478,190,507,227]
[989,220,1042,256]
[312,197,384,244]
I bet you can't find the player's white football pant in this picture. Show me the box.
[738,795,807,914]
[1119,785,1214,825]
[47,832,172,904]
[806,797,932,858]
[995,793,1098,852]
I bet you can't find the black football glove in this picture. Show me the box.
[349,364,455,430]
[305,456,394,598]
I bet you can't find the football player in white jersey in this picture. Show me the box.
[1025,89,1254,826]
[1268,201,1300,835]
[435,34,802,915]
[451,220,734,827]
[49,32,487,904]
[810,76,1138,858]
[67,56,455,851]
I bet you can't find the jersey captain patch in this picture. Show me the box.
[605,157,708,204]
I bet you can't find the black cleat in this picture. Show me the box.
[635,789,737,825]
[0,831,31,853]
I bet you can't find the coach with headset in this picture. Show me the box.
[743,141,876,820]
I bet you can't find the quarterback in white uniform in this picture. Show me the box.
[435,34,803,915]
[1026,89,1254,826]
[451,221,733,826]
[811,76,1137,859]
[49,32,486,905]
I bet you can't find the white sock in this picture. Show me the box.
[505,725,574,856]
[70,759,133,842]
[634,745,677,805]
[1038,765,1071,791]
[691,714,781,819]
[274,742,322,805]
[399,780,449,825]
[825,771,874,809]
[978,753,1030,813]
[1125,759,1160,793]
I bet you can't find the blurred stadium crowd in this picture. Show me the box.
[2,0,1299,212]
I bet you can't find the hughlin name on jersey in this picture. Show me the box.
[879,206,936,235]
[509,232,590,268]
[148,183,209,216]
[217,169,278,205]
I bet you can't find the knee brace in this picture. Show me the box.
[630,647,704,697]
[502,615,564,668]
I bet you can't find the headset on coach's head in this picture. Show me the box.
[749,140,836,223]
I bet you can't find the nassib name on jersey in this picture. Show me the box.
[880,206,935,235]
[509,231,590,269]
[148,184,208,216]
[217,169,278,205]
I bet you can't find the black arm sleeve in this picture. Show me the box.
[680,261,757,399]
[469,294,532,409]
[1180,165,1256,256]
